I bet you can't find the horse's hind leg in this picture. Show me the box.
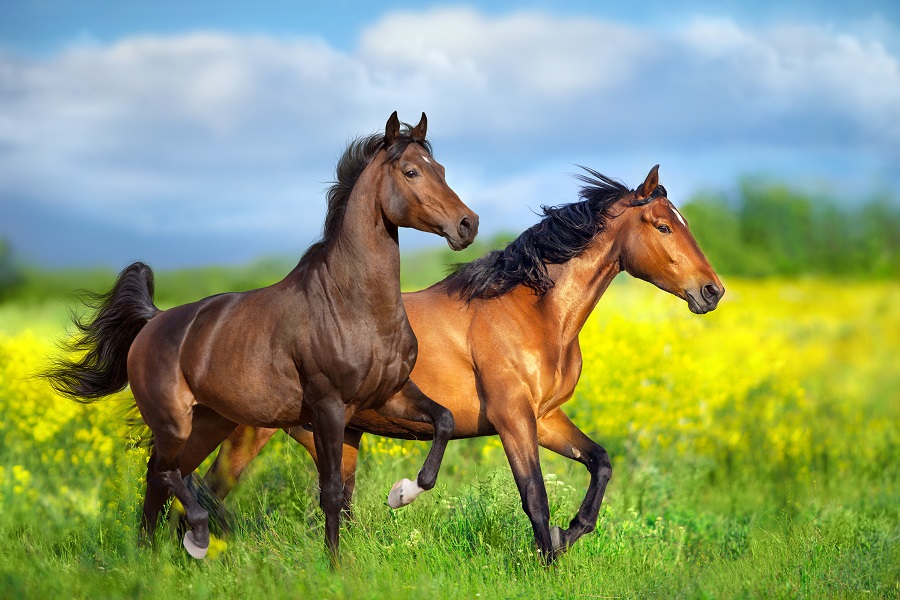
[143,406,236,542]
[141,450,172,543]
[380,380,455,509]
[161,467,211,559]
[537,408,612,554]
[177,406,239,477]
[204,425,279,500]
[139,401,213,558]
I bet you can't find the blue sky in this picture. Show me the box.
[1,1,898,267]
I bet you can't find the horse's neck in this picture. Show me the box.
[319,173,403,311]
[541,232,621,343]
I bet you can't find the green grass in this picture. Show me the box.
[0,276,898,599]
[0,442,896,599]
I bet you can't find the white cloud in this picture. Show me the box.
[359,8,648,98]
[0,8,896,266]
[673,18,900,144]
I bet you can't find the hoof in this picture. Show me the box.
[550,526,565,553]
[183,530,209,560]
[388,478,424,509]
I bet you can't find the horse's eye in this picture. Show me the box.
[657,224,671,234]
[404,169,418,179]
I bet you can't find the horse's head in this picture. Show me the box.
[616,165,724,314]
[378,112,478,250]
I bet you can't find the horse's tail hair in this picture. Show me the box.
[43,261,160,403]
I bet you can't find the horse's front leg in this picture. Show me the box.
[310,400,350,563]
[379,380,455,508]
[488,396,556,562]
[286,425,363,516]
[537,408,612,554]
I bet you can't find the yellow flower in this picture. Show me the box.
[206,534,228,559]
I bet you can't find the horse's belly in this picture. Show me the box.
[191,367,306,427]
[348,406,494,440]
[180,334,307,427]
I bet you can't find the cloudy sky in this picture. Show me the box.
[1,1,897,267]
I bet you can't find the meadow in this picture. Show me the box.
[0,271,897,599]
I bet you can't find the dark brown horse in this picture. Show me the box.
[44,112,479,560]
[200,165,723,561]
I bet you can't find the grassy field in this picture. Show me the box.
[0,276,897,598]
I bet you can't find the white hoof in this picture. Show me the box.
[183,530,209,560]
[388,478,425,509]
[550,526,565,552]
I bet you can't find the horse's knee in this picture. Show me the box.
[319,479,344,510]
[188,507,209,529]
[586,445,611,480]
[434,407,455,440]
[157,467,185,488]
[520,477,550,520]
[320,476,342,496]
[415,408,454,492]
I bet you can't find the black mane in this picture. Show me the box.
[444,166,662,301]
[299,125,433,262]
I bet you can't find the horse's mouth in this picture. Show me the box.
[686,291,717,315]
[438,213,478,251]
[443,233,471,251]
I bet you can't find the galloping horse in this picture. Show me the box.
[44,112,479,559]
[200,164,723,561]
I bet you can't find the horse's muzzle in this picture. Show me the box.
[687,282,724,314]
[444,213,479,250]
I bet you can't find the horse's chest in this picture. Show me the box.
[314,320,416,407]
[536,344,583,416]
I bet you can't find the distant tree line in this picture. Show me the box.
[681,181,899,278]
[0,239,24,301]
[0,180,898,303]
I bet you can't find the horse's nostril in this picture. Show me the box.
[703,284,720,301]
[458,217,471,238]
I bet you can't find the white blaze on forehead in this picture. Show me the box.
[670,203,687,227]
[422,156,431,164]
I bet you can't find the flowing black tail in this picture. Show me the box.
[44,261,159,402]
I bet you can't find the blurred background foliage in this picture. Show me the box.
[1,181,897,308]
[683,180,899,278]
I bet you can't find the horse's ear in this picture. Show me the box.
[638,164,660,199]
[411,112,427,142]
[385,111,400,146]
